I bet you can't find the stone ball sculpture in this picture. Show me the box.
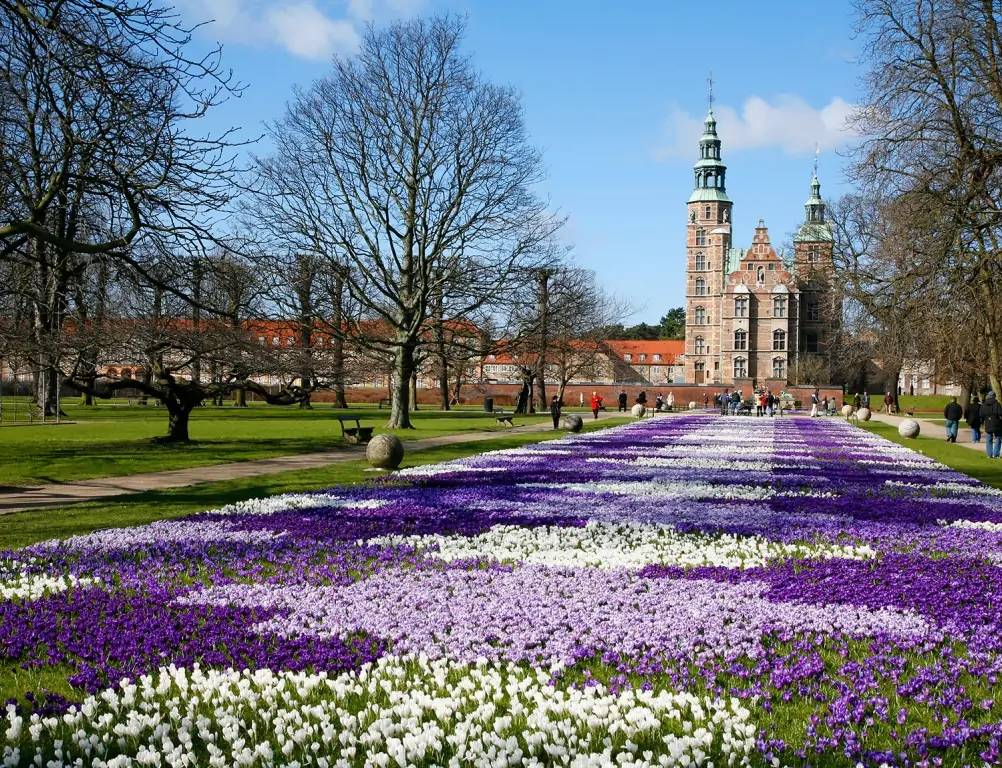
[898,418,921,439]
[631,403,646,418]
[366,434,405,469]
[688,401,697,410]
[841,404,854,418]
[857,407,872,422]
[560,414,583,433]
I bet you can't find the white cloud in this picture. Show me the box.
[654,94,859,159]
[265,3,360,60]
[178,0,422,61]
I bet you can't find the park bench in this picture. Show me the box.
[494,410,515,428]
[335,416,374,445]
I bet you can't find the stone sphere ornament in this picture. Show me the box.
[560,414,583,433]
[688,401,697,410]
[898,418,921,439]
[841,404,854,418]
[366,434,405,469]
[631,403,646,419]
[857,407,872,422]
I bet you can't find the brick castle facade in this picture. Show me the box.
[682,108,836,388]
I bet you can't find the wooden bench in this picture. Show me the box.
[494,411,515,428]
[335,416,374,444]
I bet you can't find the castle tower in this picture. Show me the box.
[793,171,836,369]
[684,108,732,385]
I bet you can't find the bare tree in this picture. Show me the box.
[852,0,1002,394]
[252,15,561,428]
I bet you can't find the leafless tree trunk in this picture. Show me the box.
[252,16,561,429]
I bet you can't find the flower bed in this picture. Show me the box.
[3,415,1002,766]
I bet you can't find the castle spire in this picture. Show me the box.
[794,158,833,242]
[688,74,730,204]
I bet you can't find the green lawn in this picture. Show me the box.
[0,402,550,487]
[0,418,630,551]
[861,420,1002,488]
[896,393,955,414]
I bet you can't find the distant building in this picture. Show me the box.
[682,108,837,387]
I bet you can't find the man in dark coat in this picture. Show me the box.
[550,395,562,430]
[966,395,982,443]
[943,397,963,443]
[980,392,1002,458]
[617,389,628,412]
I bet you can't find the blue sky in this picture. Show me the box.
[178,1,862,323]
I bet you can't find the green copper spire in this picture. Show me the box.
[688,108,731,204]
[794,167,833,242]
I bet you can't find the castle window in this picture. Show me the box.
[694,361,705,372]
[773,330,787,351]
[756,267,765,284]
[694,306,707,325]
[805,331,819,353]
[624,354,632,361]
[694,336,706,355]
[695,252,706,271]
[653,354,661,361]
[639,354,646,362]
[695,228,707,246]
[773,296,787,318]
[733,357,748,379]
[747,263,754,270]
[734,295,748,317]
[694,277,706,296]
[808,244,821,264]
[734,329,747,351]
[704,205,712,220]
[807,300,820,321]
[768,263,775,270]
[772,357,786,379]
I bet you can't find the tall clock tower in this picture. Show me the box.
[684,108,732,384]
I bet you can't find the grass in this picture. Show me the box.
[0,401,550,487]
[896,393,955,414]
[860,420,1002,489]
[0,417,630,551]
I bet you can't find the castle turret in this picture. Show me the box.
[684,109,733,385]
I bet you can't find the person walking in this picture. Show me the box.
[655,393,664,412]
[550,395,562,430]
[852,392,862,411]
[766,390,775,417]
[966,395,983,443]
[862,391,871,409]
[883,391,894,414]
[703,392,709,409]
[719,389,729,416]
[943,396,963,443]
[590,391,601,420]
[666,391,675,410]
[730,389,741,415]
[617,389,628,412]
[980,392,1002,459]
[810,390,820,417]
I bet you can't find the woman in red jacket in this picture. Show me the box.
[590,391,601,420]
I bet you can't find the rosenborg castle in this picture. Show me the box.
[682,108,837,387]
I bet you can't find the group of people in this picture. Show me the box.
[809,391,839,417]
[944,392,1002,458]
[714,388,781,417]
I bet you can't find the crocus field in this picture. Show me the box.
[4,415,1002,767]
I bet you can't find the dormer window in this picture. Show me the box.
[624,354,632,362]
[639,354,646,362]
